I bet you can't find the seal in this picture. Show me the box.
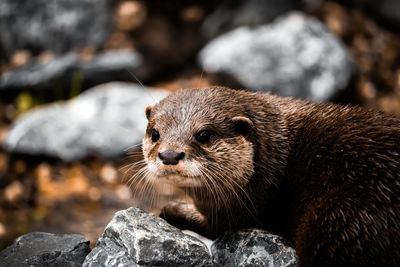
[140,87,400,266]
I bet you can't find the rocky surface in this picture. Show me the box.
[0,232,90,267]
[199,12,354,102]
[212,229,297,267]
[0,0,112,56]
[0,207,299,267]
[0,208,297,266]
[5,82,168,161]
[82,207,212,267]
[202,0,299,39]
[0,50,146,91]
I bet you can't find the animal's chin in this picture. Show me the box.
[158,173,203,187]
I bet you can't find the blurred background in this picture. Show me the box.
[0,0,399,249]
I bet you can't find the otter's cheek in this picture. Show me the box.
[183,160,203,176]
[146,161,159,175]
[141,138,152,155]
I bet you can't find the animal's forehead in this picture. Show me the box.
[153,90,220,123]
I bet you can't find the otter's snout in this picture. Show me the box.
[158,150,185,165]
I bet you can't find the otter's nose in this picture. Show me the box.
[158,150,185,165]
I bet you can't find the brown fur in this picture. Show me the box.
[141,87,400,266]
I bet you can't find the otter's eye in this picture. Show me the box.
[195,130,211,144]
[151,129,160,142]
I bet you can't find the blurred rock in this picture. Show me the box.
[202,0,299,39]
[0,0,112,57]
[0,50,147,92]
[0,53,79,91]
[80,50,148,86]
[0,232,90,267]
[82,207,212,267]
[212,229,297,267]
[199,12,354,102]
[5,82,168,161]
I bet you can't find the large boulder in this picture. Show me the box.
[0,232,90,267]
[5,82,168,161]
[199,12,354,102]
[82,207,212,266]
[0,0,112,57]
[212,229,297,266]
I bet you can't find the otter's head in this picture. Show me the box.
[142,88,255,192]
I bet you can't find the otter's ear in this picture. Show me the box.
[232,116,254,136]
[145,105,153,120]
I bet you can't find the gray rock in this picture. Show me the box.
[212,229,297,267]
[0,0,112,56]
[199,12,354,102]
[0,50,145,91]
[0,53,79,91]
[82,207,212,267]
[183,230,213,254]
[202,0,299,39]
[0,232,90,267]
[80,50,146,82]
[5,82,168,161]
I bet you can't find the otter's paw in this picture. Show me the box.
[160,201,206,234]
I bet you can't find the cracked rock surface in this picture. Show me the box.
[82,207,212,267]
[212,229,297,267]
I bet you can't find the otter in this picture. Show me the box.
[140,87,400,266]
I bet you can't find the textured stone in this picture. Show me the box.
[0,232,90,267]
[5,82,168,161]
[199,12,354,102]
[0,0,112,56]
[0,51,145,91]
[212,229,297,267]
[202,0,299,39]
[82,207,212,267]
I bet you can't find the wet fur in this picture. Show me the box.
[140,87,400,266]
